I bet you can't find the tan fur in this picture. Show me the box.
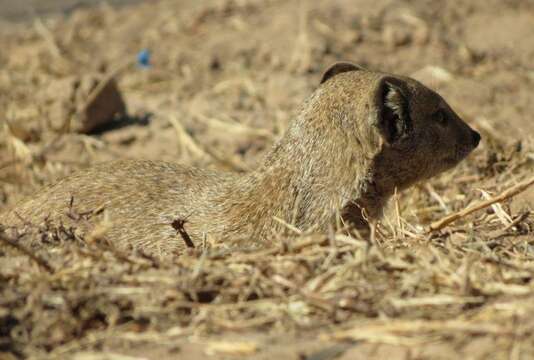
[0,63,480,254]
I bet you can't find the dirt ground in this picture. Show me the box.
[1,0,534,359]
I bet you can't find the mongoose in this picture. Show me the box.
[1,62,481,254]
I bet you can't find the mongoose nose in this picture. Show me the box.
[472,130,481,147]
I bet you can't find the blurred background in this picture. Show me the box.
[1,0,533,206]
[0,0,142,21]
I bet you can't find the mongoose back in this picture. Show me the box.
[1,62,481,254]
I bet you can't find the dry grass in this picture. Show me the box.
[1,0,534,359]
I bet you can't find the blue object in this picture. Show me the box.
[137,49,151,68]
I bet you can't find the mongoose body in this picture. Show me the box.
[1,63,481,254]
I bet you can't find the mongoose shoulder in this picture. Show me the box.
[1,62,481,254]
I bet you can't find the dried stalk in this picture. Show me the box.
[428,176,534,232]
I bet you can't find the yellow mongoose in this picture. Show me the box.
[1,62,481,254]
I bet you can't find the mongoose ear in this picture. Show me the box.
[320,62,364,84]
[375,77,412,144]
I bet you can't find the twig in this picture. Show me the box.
[502,211,530,232]
[272,216,302,235]
[202,145,250,172]
[0,233,54,273]
[167,114,210,159]
[33,18,62,58]
[189,108,273,140]
[486,211,531,243]
[428,176,534,232]
[172,217,195,248]
[165,111,250,172]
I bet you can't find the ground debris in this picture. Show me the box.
[0,0,533,359]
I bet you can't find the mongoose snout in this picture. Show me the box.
[1,61,481,254]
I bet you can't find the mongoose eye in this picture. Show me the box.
[434,109,448,127]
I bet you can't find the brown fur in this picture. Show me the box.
[0,62,480,254]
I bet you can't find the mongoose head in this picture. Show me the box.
[319,62,481,194]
